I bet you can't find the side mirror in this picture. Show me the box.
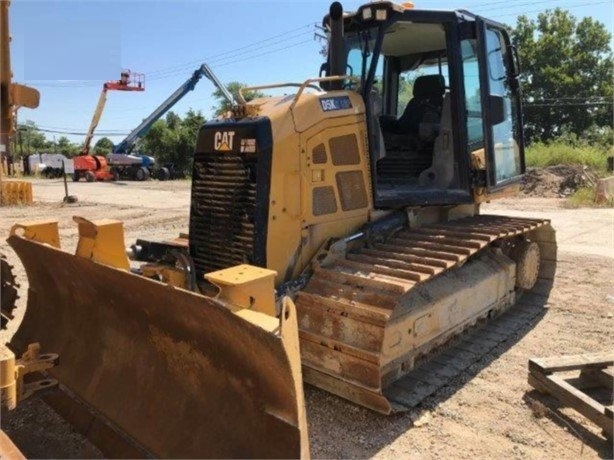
[488,95,506,125]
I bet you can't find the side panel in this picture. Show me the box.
[264,92,373,284]
[264,108,303,285]
[296,116,373,275]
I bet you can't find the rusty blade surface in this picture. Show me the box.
[8,235,305,459]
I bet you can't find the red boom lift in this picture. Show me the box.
[73,70,144,182]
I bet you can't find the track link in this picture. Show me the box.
[384,292,547,411]
[295,214,557,413]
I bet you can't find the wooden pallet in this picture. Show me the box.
[528,353,614,440]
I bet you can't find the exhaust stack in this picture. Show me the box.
[327,2,345,90]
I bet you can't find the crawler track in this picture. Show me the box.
[295,215,557,413]
[385,292,547,411]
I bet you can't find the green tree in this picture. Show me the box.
[141,109,206,174]
[165,111,181,130]
[93,136,114,154]
[512,9,613,143]
[182,108,205,136]
[141,120,173,162]
[175,109,206,172]
[56,136,79,156]
[211,82,265,116]
[16,120,47,153]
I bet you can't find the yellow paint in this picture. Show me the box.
[10,220,60,248]
[256,87,372,285]
[0,181,33,206]
[0,343,58,410]
[73,216,130,271]
[279,297,310,460]
[1,1,39,185]
[10,83,40,110]
[474,184,521,204]
[206,264,278,317]
[0,346,17,410]
[471,148,486,169]
[141,264,187,289]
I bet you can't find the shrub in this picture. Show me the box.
[525,141,610,175]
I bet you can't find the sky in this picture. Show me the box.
[8,0,613,148]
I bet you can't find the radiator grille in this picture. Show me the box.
[189,152,258,275]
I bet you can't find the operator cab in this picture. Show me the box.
[328,2,524,207]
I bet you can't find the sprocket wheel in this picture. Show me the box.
[1,254,19,329]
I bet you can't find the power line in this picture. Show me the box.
[206,39,315,69]
[495,0,611,18]
[146,31,315,81]
[36,124,129,133]
[475,0,598,13]
[31,127,130,136]
[24,1,609,88]
[146,24,315,79]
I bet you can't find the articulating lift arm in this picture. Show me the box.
[113,63,234,155]
[201,63,235,107]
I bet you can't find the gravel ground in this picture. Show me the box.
[1,178,612,459]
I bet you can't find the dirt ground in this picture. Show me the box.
[521,165,600,198]
[1,178,612,459]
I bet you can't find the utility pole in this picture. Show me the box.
[17,125,23,166]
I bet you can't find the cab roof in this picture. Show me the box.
[322,1,502,31]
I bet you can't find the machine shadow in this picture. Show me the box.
[306,297,550,458]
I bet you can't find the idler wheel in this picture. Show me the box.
[511,240,541,290]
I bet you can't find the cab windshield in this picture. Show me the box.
[345,27,379,89]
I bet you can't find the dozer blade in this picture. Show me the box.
[7,233,308,459]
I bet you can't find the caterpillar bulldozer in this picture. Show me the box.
[4,1,557,458]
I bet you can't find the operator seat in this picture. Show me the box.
[383,74,446,135]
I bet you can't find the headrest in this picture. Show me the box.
[413,75,445,99]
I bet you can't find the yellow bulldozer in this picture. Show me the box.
[4,1,557,457]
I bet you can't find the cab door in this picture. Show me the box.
[476,18,525,191]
